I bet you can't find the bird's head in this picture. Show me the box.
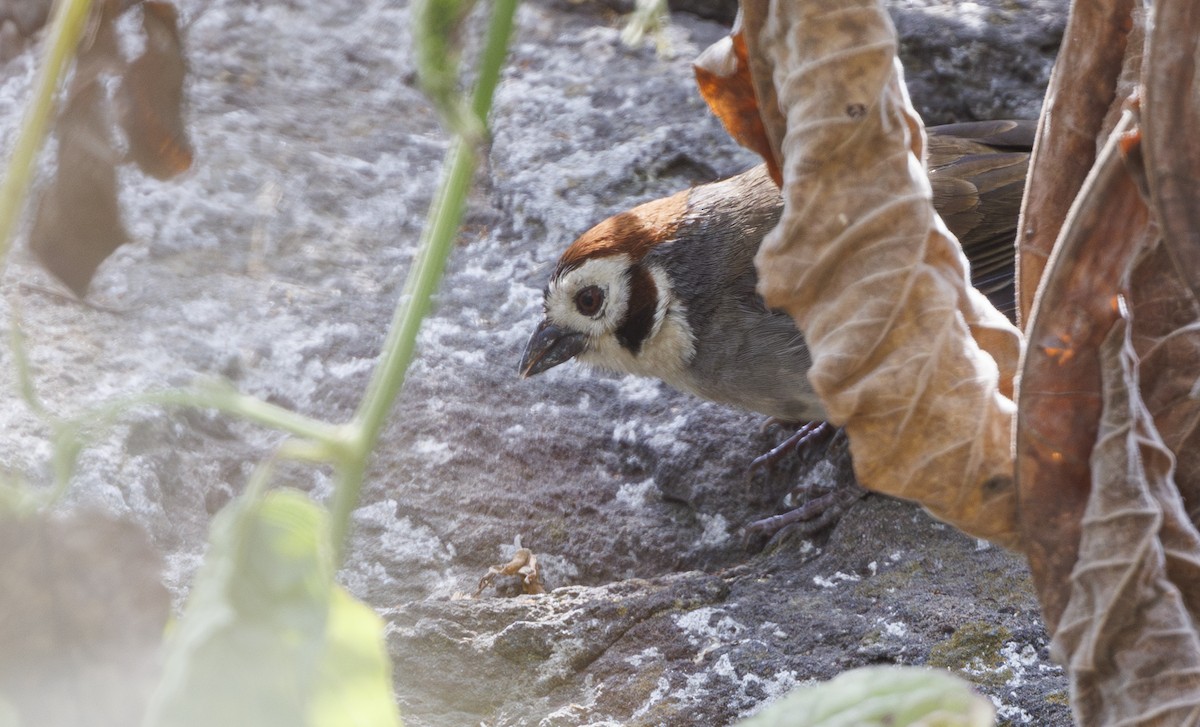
[518,189,696,380]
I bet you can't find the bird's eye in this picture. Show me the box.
[574,285,604,317]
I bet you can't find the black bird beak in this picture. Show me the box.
[519,320,587,377]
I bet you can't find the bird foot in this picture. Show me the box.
[744,478,866,544]
[749,420,834,475]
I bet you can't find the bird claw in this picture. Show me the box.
[749,421,833,475]
[744,478,866,545]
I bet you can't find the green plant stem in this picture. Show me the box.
[0,0,93,263]
[329,0,519,558]
[0,0,92,508]
[471,0,519,126]
[351,0,517,449]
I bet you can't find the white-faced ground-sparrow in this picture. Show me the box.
[519,120,1032,535]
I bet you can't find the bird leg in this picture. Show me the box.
[744,428,866,544]
[744,478,866,543]
[749,420,835,474]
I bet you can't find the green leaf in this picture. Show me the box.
[0,694,20,727]
[309,588,402,727]
[737,666,995,727]
[144,489,401,727]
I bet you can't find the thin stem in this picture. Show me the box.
[0,0,94,262]
[334,0,519,559]
[350,136,476,448]
[0,0,93,507]
[471,0,519,125]
[352,0,519,448]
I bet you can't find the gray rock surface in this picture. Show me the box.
[0,0,1071,724]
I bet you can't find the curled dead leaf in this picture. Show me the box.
[475,547,545,597]
[1141,0,1200,305]
[694,19,781,185]
[1015,0,1138,324]
[1127,241,1200,524]
[1051,316,1200,724]
[117,1,194,180]
[1016,114,1153,631]
[742,0,1022,547]
[29,79,129,297]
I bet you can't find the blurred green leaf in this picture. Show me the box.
[144,489,401,727]
[309,589,402,727]
[737,666,994,727]
[0,695,19,727]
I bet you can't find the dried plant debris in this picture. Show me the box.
[1052,317,1200,725]
[690,0,1200,723]
[1014,0,1137,323]
[30,79,129,297]
[117,2,193,180]
[731,0,1022,547]
[1141,0,1200,305]
[1127,240,1200,524]
[475,545,545,597]
[1016,116,1153,631]
[693,18,781,185]
[1012,0,1200,721]
[28,0,192,297]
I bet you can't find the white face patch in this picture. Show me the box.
[544,255,632,339]
[543,255,696,384]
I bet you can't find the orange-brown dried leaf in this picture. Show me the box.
[30,79,129,297]
[474,547,545,597]
[694,27,781,185]
[1015,0,1137,324]
[117,1,193,180]
[746,0,1023,548]
[1016,117,1153,631]
[737,4,787,178]
[1052,317,1200,725]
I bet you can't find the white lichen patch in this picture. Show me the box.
[812,571,862,588]
[625,646,663,668]
[617,375,662,403]
[879,618,909,639]
[411,437,454,466]
[616,478,658,508]
[674,606,748,647]
[697,512,731,547]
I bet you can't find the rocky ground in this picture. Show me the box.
[0,0,1073,724]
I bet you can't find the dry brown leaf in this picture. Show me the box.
[29,79,130,297]
[1128,241,1200,525]
[1015,0,1138,324]
[474,547,545,597]
[1141,0,1200,305]
[693,19,781,185]
[1016,116,1153,631]
[743,0,1023,547]
[1052,316,1200,725]
[0,510,169,727]
[117,1,193,180]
